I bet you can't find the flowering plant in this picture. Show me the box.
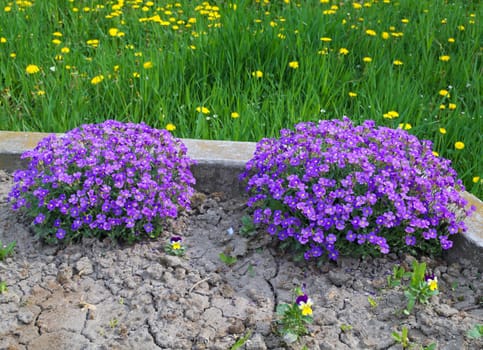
[8,120,196,244]
[403,260,439,315]
[276,286,314,343]
[164,236,186,256]
[240,117,473,260]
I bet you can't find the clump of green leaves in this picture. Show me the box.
[0,281,7,293]
[387,265,412,288]
[219,252,237,266]
[340,323,353,332]
[239,215,257,236]
[0,240,16,260]
[276,286,314,344]
[367,296,378,308]
[466,324,483,339]
[392,326,436,350]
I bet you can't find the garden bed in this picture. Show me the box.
[0,169,482,349]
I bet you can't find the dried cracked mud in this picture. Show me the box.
[0,170,481,350]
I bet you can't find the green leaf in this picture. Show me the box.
[230,329,252,350]
[282,331,298,344]
[276,303,291,316]
[410,260,426,288]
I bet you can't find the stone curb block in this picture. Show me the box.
[0,131,481,270]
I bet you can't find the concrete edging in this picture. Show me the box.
[0,131,481,270]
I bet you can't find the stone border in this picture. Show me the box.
[0,131,481,270]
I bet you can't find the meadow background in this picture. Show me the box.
[0,0,481,198]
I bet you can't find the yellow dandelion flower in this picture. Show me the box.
[339,48,349,55]
[441,18,447,24]
[109,28,120,37]
[363,56,372,63]
[439,128,447,134]
[90,75,104,85]
[472,176,480,183]
[61,47,70,54]
[86,39,99,47]
[320,37,332,42]
[36,90,46,96]
[401,18,409,24]
[457,25,465,31]
[133,72,140,78]
[383,110,399,119]
[439,104,446,110]
[4,6,12,12]
[439,55,450,62]
[26,64,40,74]
[113,65,120,72]
[143,61,153,69]
[448,103,456,110]
[1,37,7,43]
[353,3,362,9]
[398,123,412,130]
[365,29,376,36]
[448,37,455,43]
[454,141,464,150]
[252,70,263,78]
[196,106,210,114]
[348,92,357,97]
[393,60,403,66]
[381,32,390,40]
[439,89,450,97]
[288,61,299,69]
[231,112,240,119]
[166,123,176,131]
[10,53,16,58]
[52,32,63,37]
[52,39,61,45]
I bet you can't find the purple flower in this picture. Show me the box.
[8,120,196,243]
[34,213,45,224]
[170,236,182,243]
[295,293,308,305]
[143,223,153,233]
[56,228,66,240]
[241,117,472,261]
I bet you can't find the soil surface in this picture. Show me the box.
[0,170,481,350]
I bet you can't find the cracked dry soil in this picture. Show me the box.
[0,170,482,350]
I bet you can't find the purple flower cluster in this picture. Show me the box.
[240,117,473,260]
[8,120,196,243]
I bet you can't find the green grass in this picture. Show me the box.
[0,0,481,197]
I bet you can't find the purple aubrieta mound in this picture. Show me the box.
[240,117,474,260]
[8,120,196,243]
